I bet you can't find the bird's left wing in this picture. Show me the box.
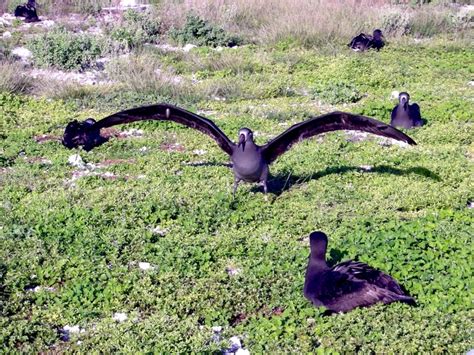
[261,111,416,164]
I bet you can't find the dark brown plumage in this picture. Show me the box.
[348,29,385,52]
[14,0,39,23]
[62,103,416,195]
[304,231,415,313]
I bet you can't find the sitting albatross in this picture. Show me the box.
[390,92,423,129]
[304,231,415,313]
[14,0,40,23]
[348,29,385,52]
[62,104,416,195]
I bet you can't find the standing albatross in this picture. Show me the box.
[62,103,416,195]
[304,231,415,313]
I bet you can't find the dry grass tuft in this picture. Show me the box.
[0,61,34,95]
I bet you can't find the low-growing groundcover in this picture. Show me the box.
[0,39,473,352]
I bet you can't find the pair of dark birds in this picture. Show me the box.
[348,29,424,129]
[348,29,385,52]
[62,104,417,312]
[14,0,40,23]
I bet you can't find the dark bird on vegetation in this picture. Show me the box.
[14,0,40,23]
[304,231,415,313]
[348,29,385,51]
[390,92,423,129]
[62,104,416,195]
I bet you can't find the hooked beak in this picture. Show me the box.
[238,134,246,151]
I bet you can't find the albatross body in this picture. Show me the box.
[391,92,423,129]
[63,103,416,195]
[304,231,415,313]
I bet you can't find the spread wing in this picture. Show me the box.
[63,103,235,154]
[261,111,416,163]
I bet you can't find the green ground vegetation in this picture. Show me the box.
[0,4,473,353]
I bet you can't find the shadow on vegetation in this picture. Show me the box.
[183,162,440,197]
[184,161,233,168]
[261,165,440,197]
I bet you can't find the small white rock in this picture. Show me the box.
[151,225,167,236]
[193,149,207,155]
[390,90,400,99]
[235,349,250,355]
[229,336,242,348]
[138,262,153,270]
[11,47,32,63]
[63,325,82,334]
[2,31,12,39]
[68,154,85,168]
[226,267,242,276]
[183,43,197,52]
[139,146,149,152]
[359,165,373,171]
[112,312,128,322]
[212,326,223,332]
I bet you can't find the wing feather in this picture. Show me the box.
[63,104,235,154]
[261,111,416,163]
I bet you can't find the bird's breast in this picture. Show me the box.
[231,148,266,181]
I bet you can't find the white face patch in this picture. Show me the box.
[239,129,250,141]
[400,94,409,103]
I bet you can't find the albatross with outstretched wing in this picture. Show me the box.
[63,103,416,195]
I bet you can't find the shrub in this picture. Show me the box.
[311,81,363,105]
[106,9,162,52]
[28,27,103,71]
[169,15,242,48]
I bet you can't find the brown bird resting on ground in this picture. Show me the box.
[14,0,40,23]
[304,231,416,313]
[62,103,416,195]
[348,29,385,51]
[390,92,423,129]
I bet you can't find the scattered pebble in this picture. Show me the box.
[60,325,85,341]
[224,336,249,355]
[112,312,128,322]
[212,326,223,333]
[119,128,143,138]
[193,149,207,155]
[11,47,32,63]
[151,225,167,236]
[138,262,153,270]
[359,165,373,171]
[2,31,12,39]
[226,266,242,276]
[27,285,56,293]
[390,90,400,99]
[68,154,85,169]
[139,146,149,152]
[183,43,197,52]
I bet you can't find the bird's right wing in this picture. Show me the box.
[63,104,235,154]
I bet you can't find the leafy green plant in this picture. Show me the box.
[106,10,162,52]
[311,81,363,105]
[169,15,242,48]
[27,27,103,70]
